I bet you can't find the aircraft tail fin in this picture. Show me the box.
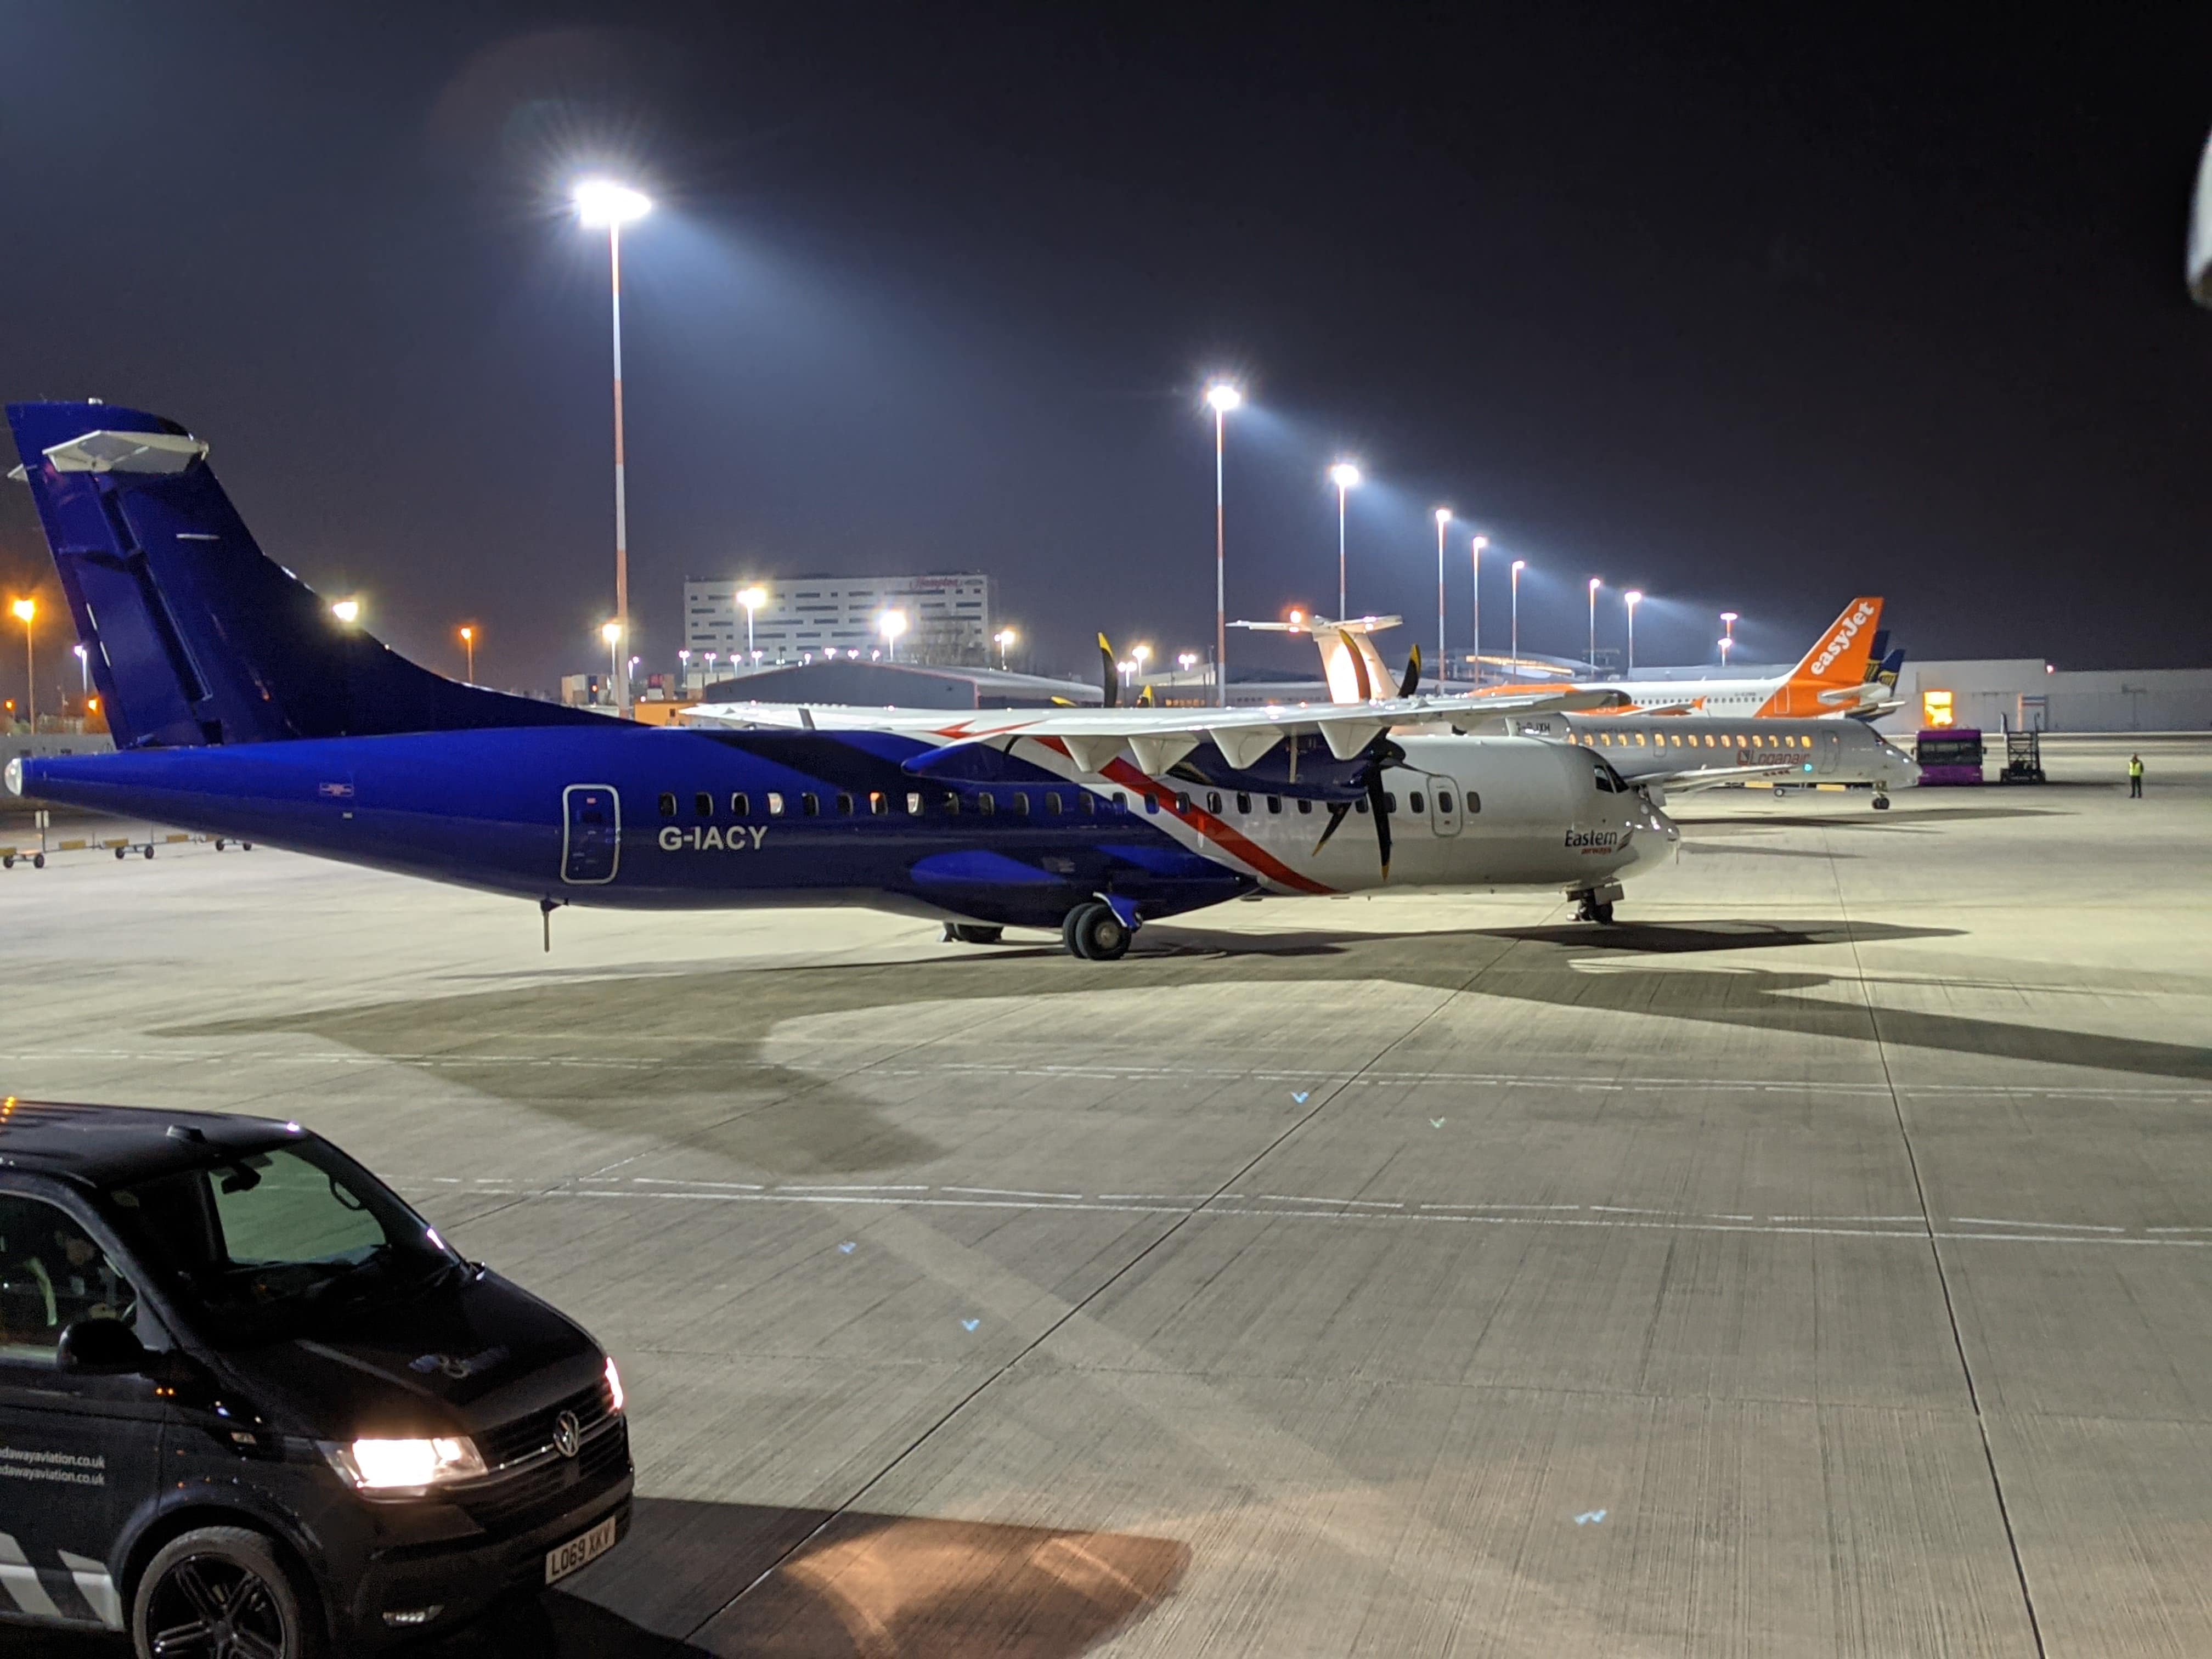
[5,402,611,746]
[1786,597,1883,692]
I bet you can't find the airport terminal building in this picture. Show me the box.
[684,573,997,666]
[1874,659,2212,735]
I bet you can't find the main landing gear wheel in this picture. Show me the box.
[133,1525,323,1659]
[1872,794,1891,811]
[1574,899,1616,925]
[1062,901,1132,961]
[942,922,1004,944]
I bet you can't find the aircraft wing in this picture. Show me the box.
[682,696,1482,774]
[1639,762,1802,794]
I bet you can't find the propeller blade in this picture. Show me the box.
[1399,645,1421,699]
[1098,633,1119,709]
[1367,766,1392,878]
[1311,800,1352,856]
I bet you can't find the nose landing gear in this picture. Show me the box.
[1872,794,1892,811]
[941,922,1005,945]
[1568,881,1625,926]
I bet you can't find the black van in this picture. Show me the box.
[0,1099,631,1655]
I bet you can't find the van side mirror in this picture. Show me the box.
[57,1317,149,1376]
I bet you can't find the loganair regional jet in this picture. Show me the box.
[3,402,1676,955]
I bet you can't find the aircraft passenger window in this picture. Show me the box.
[1144,794,1159,814]
[906,793,923,815]
[977,793,995,816]
[1297,798,1313,815]
[1409,791,1425,814]
[1011,792,1030,814]
[799,793,820,816]
[658,793,678,818]
[940,793,959,815]
[695,792,714,817]
[1045,792,1063,814]
[1465,791,1481,814]
[835,792,854,815]
[1080,792,1094,815]
[1176,792,1192,814]
[1384,792,1398,812]
[1634,733,1647,746]
[767,792,785,815]
[1206,792,1223,815]
[868,792,887,816]
[1800,735,1813,749]
[730,792,751,816]
[1355,798,1369,815]
[1267,795,1282,814]
[1110,792,1125,810]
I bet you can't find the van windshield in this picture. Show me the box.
[104,1137,461,1341]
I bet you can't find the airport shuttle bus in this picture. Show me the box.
[1915,728,1984,786]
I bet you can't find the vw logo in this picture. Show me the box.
[553,1410,583,1459]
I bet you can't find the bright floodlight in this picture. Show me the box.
[878,608,907,640]
[8,598,32,624]
[1472,534,1488,551]
[1434,506,1452,526]
[330,599,360,624]
[1624,589,1644,607]
[1204,382,1244,414]
[1721,611,1739,624]
[1511,558,1527,573]
[600,620,622,644]
[1329,461,1362,490]
[738,586,766,611]
[1132,644,1151,666]
[1589,577,1602,592]
[573,179,652,228]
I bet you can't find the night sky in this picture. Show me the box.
[3,4,2209,703]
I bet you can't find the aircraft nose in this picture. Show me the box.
[4,757,21,797]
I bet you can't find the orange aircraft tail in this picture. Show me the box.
[1765,597,1883,715]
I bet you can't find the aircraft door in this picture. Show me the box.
[1817,729,1842,774]
[1427,775,1462,837]
[561,784,621,885]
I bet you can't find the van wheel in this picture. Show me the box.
[134,1526,324,1659]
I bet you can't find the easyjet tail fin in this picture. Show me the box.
[1786,597,1883,689]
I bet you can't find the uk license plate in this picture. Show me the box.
[544,1514,619,1584]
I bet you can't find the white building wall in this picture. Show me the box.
[684,574,995,665]
[1876,660,2212,734]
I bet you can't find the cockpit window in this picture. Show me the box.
[1590,753,1628,793]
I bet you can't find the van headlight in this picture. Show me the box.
[322,1436,487,1495]
[604,1355,625,1413]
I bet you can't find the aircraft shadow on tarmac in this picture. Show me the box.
[16,1497,1188,1659]
[165,913,2212,1180]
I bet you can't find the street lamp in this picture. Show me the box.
[1131,644,1151,690]
[1509,559,1527,678]
[1204,381,1242,704]
[1177,651,1198,673]
[1469,535,1487,685]
[1623,590,1644,673]
[1433,507,1452,678]
[459,625,476,683]
[573,177,652,717]
[601,620,622,706]
[1328,461,1361,619]
[9,599,32,733]
[330,598,360,625]
[993,627,1017,670]
[738,585,766,658]
[1720,611,1739,666]
[1587,578,1602,672]
[678,646,691,693]
[878,608,907,662]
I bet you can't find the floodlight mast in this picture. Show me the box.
[1434,509,1451,675]
[1204,381,1242,704]
[1328,461,1361,619]
[573,178,652,716]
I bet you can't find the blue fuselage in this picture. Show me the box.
[17,726,1254,928]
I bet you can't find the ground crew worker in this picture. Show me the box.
[2129,753,2144,798]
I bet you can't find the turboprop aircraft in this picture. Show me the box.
[1269,600,1890,718]
[1257,618,1916,809]
[3,400,1679,950]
